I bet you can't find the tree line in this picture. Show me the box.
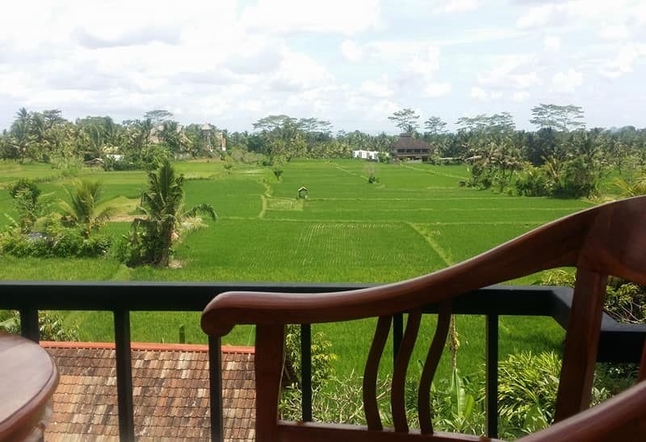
[1,104,646,197]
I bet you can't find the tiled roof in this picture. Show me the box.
[41,341,255,442]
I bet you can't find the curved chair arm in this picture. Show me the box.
[202,205,594,337]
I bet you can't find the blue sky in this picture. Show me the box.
[0,0,644,133]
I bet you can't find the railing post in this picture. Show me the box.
[393,312,403,369]
[208,336,224,441]
[113,309,135,442]
[19,308,39,342]
[486,313,499,439]
[300,324,312,422]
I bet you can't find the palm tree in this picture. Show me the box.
[131,159,216,267]
[60,180,113,238]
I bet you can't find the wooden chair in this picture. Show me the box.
[202,196,646,441]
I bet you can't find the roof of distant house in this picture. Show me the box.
[42,341,255,442]
[392,134,430,150]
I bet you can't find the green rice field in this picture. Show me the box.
[0,159,595,379]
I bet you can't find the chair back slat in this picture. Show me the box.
[392,309,422,432]
[419,300,452,434]
[363,315,392,431]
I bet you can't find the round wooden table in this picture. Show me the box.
[0,333,59,442]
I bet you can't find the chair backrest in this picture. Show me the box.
[202,196,646,441]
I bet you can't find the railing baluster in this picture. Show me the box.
[208,335,224,441]
[486,313,499,439]
[114,309,135,442]
[300,324,312,422]
[19,308,39,342]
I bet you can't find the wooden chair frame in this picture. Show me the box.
[203,196,646,441]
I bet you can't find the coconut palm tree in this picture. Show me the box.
[131,158,216,267]
[60,180,113,238]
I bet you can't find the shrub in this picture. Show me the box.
[0,310,79,341]
[515,166,552,197]
[0,224,111,259]
[498,351,561,435]
[283,324,336,391]
[497,351,611,438]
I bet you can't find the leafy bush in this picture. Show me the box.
[515,166,552,197]
[283,324,336,391]
[537,271,646,325]
[0,310,79,341]
[6,179,53,233]
[0,224,111,258]
[466,162,494,190]
[498,351,561,435]
[605,277,646,324]
[431,367,485,434]
[497,351,611,438]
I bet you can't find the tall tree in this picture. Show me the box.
[253,115,297,132]
[388,108,420,134]
[143,109,174,126]
[456,113,515,134]
[130,159,216,267]
[424,116,447,135]
[530,104,585,131]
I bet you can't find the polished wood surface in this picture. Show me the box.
[202,195,646,440]
[0,333,59,442]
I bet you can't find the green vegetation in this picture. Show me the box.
[1,155,637,436]
[124,159,216,267]
[0,159,591,379]
[0,102,643,436]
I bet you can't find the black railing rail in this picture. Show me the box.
[1,282,645,441]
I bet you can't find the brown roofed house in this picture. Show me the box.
[42,342,255,442]
[391,133,431,161]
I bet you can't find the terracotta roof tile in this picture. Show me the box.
[42,341,255,442]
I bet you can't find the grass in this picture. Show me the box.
[0,159,593,381]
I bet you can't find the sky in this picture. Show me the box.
[0,0,644,134]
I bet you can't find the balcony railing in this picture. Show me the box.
[0,281,644,441]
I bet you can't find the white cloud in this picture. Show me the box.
[269,49,334,92]
[516,4,562,29]
[551,69,583,93]
[511,91,531,102]
[340,40,363,62]
[543,35,561,52]
[424,82,452,98]
[477,54,541,90]
[600,23,630,40]
[443,0,480,13]
[600,44,646,78]
[406,46,442,78]
[471,86,501,101]
[240,0,381,35]
[360,77,393,98]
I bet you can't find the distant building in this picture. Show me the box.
[352,149,380,161]
[391,134,431,161]
[201,123,227,152]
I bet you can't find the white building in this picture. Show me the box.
[352,150,381,161]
